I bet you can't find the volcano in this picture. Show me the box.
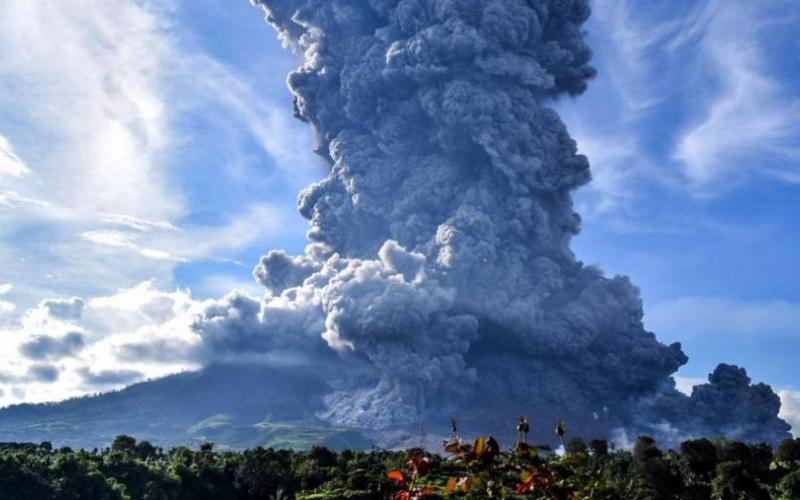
[0,364,371,451]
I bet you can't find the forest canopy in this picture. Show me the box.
[1,432,799,499]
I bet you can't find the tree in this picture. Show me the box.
[775,438,800,466]
[308,446,336,468]
[588,439,608,458]
[49,453,120,499]
[134,440,159,461]
[680,438,717,482]
[565,437,587,456]
[711,461,769,500]
[235,448,297,499]
[0,455,53,500]
[630,436,684,499]
[777,469,800,500]
[0,430,794,499]
[110,435,137,456]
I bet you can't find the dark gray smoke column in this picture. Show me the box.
[237,0,790,444]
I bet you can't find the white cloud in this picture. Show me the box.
[0,191,51,210]
[0,281,206,407]
[188,57,317,176]
[0,0,314,321]
[0,0,184,314]
[139,248,178,261]
[779,389,800,437]
[0,134,30,178]
[193,274,263,299]
[0,0,181,219]
[80,230,137,249]
[570,131,645,219]
[79,203,286,263]
[647,296,800,338]
[673,376,706,396]
[0,301,14,316]
[79,229,186,262]
[0,0,311,218]
[563,0,800,220]
[590,0,702,114]
[83,281,197,341]
[673,1,800,188]
[557,0,699,216]
[98,213,177,232]
[0,281,15,317]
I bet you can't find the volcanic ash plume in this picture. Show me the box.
[196,0,790,444]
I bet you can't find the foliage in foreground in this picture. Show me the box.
[0,432,799,499]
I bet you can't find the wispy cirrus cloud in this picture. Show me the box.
[79,203,287,263]
[673,1,800,188]
[0,281,14,317]
[0,134,30,178]
[0,0,311,218]
[590,0,703,114]
[561,0,800,219]
[0,0,181,219]
[98,213,178,232]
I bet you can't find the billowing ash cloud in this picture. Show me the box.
[189,0,791,444]
[685,365,789,443]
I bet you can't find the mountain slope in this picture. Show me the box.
[0,364,372,451]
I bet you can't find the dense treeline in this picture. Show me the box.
[0,434,799,499]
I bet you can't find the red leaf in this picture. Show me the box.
[387,469,406,484]
[406,453,431,475]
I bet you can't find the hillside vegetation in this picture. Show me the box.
[0,365,371,452]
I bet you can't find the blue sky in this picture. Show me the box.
[0,0,798,429]
[560,0,800,391]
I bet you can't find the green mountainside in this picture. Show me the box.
[0,364,373,451]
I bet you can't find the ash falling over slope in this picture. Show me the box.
[193,0,789,445]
